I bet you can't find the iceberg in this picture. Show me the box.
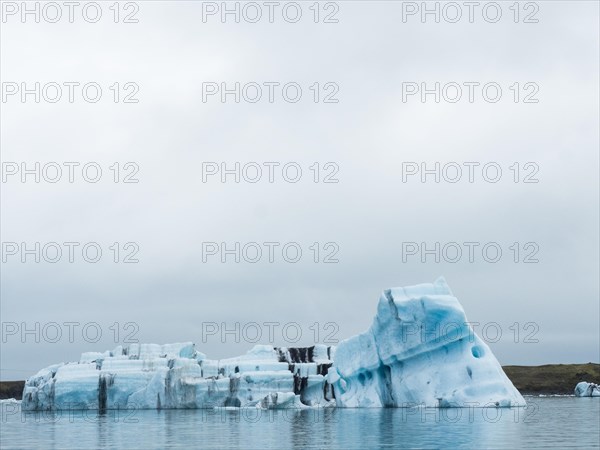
[574,382,600,397]
[328,277,524,407]
[22,343,334,411]
[22,277,524,410]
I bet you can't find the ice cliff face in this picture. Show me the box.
[22,278,524,410]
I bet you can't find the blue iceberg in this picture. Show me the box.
[22,278,524,410]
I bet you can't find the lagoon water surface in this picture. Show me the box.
[1,397,598,449]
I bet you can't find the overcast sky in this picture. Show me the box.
[1,1,599,380]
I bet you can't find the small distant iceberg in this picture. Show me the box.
[574,382,600,397]
[22,277,525,410]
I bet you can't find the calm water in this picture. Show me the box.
[1,397,598,449]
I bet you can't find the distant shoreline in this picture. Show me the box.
[2,363,598,400]
[502,363,599,395]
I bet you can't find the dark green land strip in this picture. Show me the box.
[503,363,599,395]
[0,380,25,400]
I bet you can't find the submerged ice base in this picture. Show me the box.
[22,278,525,410]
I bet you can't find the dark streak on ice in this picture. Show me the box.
[224,377,241,407]
[98,375,108,413]
[273,346,335,405]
